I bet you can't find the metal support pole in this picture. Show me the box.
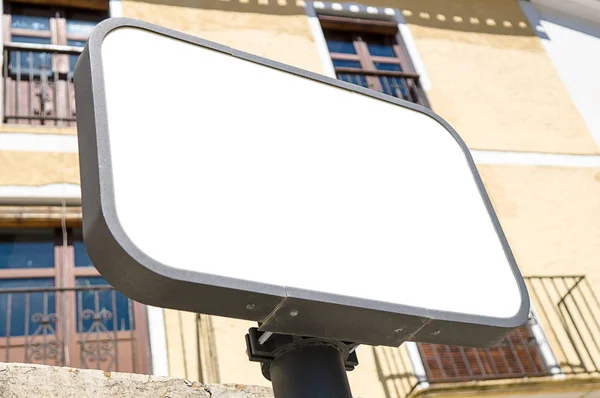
[269,342,353,398]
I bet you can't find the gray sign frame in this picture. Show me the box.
[75,17,529,347]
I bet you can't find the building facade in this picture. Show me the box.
[0,0,599,397]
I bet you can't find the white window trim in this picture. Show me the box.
[109,0,124,18]
[147,306,170,376]
[304,1,431,90]
[528,301,563,376]
[405,342,430,390]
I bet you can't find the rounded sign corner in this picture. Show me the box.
[507,281,532,328]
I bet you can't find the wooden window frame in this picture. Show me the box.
[320,14,430,108]
[3,2,108,45]
[0,227,105,282]
[0,224,150,373]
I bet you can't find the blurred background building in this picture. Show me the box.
[0,0,599,397]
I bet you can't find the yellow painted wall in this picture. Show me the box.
[121,0,325,74]
[0,125,76,135]
[394,0,598,154]
[119,0,600,392]
[1,0,598,395]
[478,165,600,291]
[164,314,393,398]
[0,151,79,185]
[478,164,600,378]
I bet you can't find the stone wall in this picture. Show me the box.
[0,362,274,398]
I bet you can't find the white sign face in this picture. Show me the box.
[75,18,529,347]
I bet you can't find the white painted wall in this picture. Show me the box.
[522,2,600,147]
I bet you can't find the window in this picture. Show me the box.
[2,3,107,126]
[0,228,55,269]
[0,228,134,336]
[320,15,429,107]
[0,228,59,338]
[0,226,148,373]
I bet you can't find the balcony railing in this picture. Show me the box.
[336,68,429,108]
[2,42,82,126]
[0,285,148,373]
[373,276,600,398]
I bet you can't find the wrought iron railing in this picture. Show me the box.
[336,68,429,107]
[2,42,82,126]
[374,276,600,397]
[526,276,600,376]
[0,285,146,373]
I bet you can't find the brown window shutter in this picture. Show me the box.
[418,324,549,381]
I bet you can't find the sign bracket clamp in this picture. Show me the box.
[246,327,359,398]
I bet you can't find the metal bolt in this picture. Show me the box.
[289,310,299,317]
[431,329,441,336]
[246,304,255,310]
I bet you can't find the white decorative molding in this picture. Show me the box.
[393,11,431,91]
[0,132,78,152]
[471,149,600,167]
[0,184,81,205]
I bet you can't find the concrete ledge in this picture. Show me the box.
[0,363,274,398]
[411,374,600,398]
